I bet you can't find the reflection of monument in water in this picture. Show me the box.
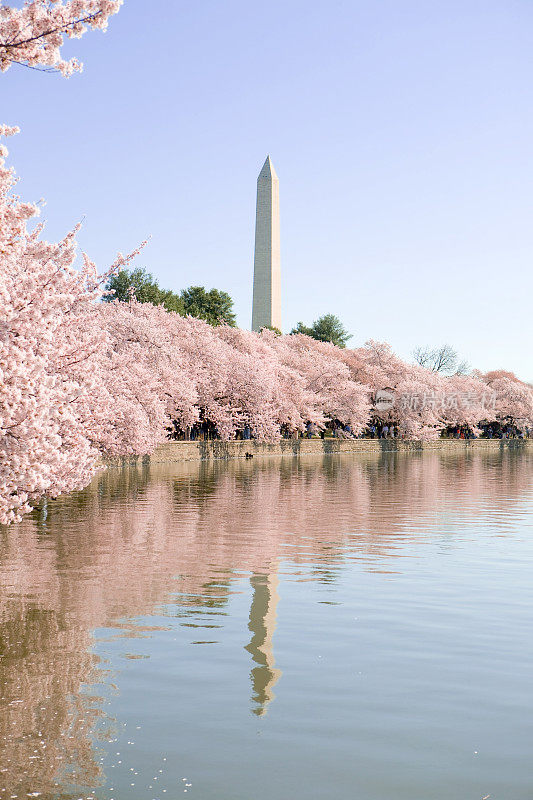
[245,572,282,716]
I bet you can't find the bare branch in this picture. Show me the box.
[413,344,468,375]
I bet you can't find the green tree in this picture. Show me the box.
[291,314,351,348]
[104,268,184,313]
[181,286,236,327]
[291,321,314,337]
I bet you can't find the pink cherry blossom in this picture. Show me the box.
[0,128,141,524]
[1,131,532,524]
[0,1,122,75]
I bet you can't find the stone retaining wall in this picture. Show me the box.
[105,438,532,467]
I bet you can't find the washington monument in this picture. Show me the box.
[251,156,281,332]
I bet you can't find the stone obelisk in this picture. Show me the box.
[252,156,281,332]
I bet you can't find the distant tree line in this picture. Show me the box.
[105,273,476,379]
[104,268,237,327]
[106,269,356,347]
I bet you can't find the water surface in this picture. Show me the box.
[1,450,532,799]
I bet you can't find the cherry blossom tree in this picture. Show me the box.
[0,127,140,524]
[342,340,489,438]
[82,300,198,455]
[0,0,131,523]
[481,371,533,427]
[340,340,432,438]
[215,326,314,437]
[270,333,371,432]
[0,0,122,75]
[164,315,282,441]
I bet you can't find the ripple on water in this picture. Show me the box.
[0,450,532,799]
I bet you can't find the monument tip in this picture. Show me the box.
[259,155,278,180]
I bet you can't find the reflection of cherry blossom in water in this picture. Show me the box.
[0,450,531,794]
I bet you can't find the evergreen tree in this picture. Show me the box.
[291,314,351,348]
[181,286,236,327]
[105,273,237,326]
[104,268,184,313]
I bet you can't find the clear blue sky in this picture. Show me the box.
[3,0,532,380]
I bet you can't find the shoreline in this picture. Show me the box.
[104,437,533,467]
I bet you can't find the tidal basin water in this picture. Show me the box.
[1,450,532,800]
